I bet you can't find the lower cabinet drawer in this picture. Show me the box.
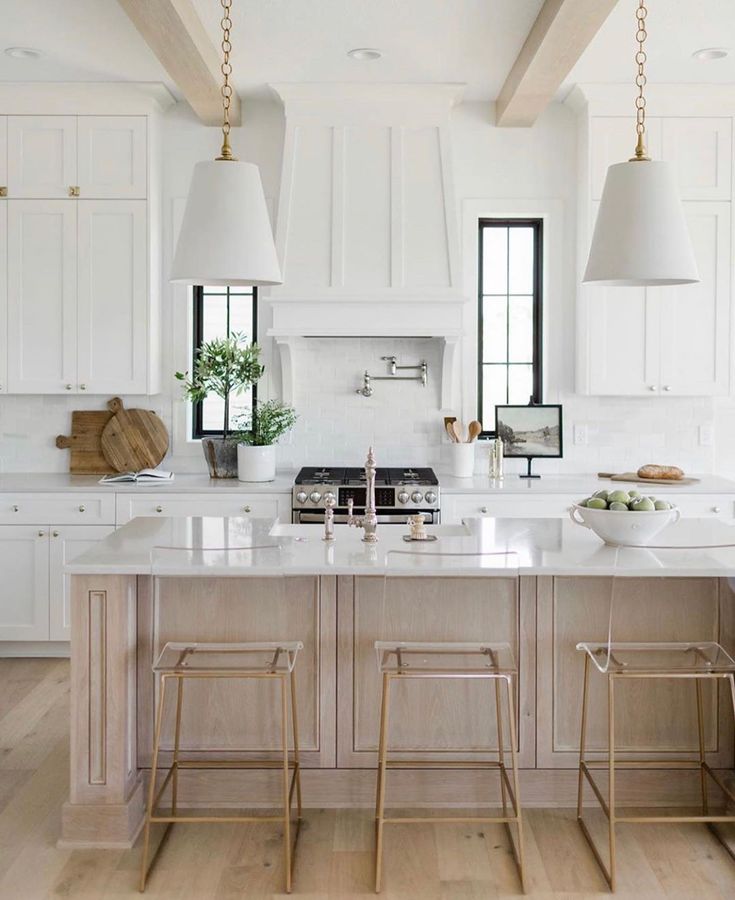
[0,493,115,525]
[666,495,735,520]
[442,494,573,522]
[115,493,289,525]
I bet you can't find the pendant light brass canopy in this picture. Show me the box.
[171,0,282,286]
[583,0,698,287]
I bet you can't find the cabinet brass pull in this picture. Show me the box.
[480,506,489,514]
[65,384,73,391]
[712,506,721,513]
[78,505,85,512]
[52,530,59,538]
[37,530,45,538]
[11,505,19,512]
[0,187,7,197]
[243,505,252,513]
[68,185,80,197]
[155,505,163,513]
[79,384,87,391]
[663,385,672,392]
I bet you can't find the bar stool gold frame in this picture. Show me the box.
[139,643,303,894]
[577,649,735,892]
[373,643,526,893]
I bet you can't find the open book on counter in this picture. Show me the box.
[99,469,174,484]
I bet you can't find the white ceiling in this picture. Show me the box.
[0,0,733,107]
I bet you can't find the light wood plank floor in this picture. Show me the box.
[1,658,735,899]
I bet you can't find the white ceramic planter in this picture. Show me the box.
[449,443,475,478]
[237,444,276,482]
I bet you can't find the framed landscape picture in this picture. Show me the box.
[495,404,563,477]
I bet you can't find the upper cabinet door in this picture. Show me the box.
[658,202,731,396]
[77,116,147,199]
[7,116,77,198]
[0,201,6,395]
[6,200,77,393]
[0,116,7,192]
[662,118,732,201]
[77,200,148,394]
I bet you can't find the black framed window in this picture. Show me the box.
[191,285,258,438]
[478,219,542,435]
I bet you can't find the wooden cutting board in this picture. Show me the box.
[56,405,118,474]
[100,398,169,473]
[598,471,701,486]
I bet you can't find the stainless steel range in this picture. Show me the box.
[292,466,440,525]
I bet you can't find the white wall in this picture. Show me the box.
[0,96,729,476]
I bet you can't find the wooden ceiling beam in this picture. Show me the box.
[117,0,241,126]
[496,0,619,127]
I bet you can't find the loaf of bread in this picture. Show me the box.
[637,464,684,481]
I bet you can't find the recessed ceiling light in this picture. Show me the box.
[347,48,382,61]
[4,47,43,60]
[692,47,729,61]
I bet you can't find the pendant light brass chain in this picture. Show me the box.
[632,0,650,160]
[217,0,237,160]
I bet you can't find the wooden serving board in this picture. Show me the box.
[56,405,117,474]
[598,471,701,486]
[100,397,169,473]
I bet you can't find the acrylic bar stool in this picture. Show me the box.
[138,640,304,894]
[576,550,735,891]
[373,550,525,893]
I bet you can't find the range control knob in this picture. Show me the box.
[411,491,423,504]
[309,491,322,504]
[323,491,335,503]
[424,491,437,504]
[295,491,308,504]
[397,491,410,504]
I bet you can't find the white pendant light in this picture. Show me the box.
[171,0,282,287]
[583,1,698,287]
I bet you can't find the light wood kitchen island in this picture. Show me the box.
[60,516,735,848]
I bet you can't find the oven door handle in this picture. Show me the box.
[295,511,439,524]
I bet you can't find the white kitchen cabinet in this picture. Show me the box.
[0,198,6,394]
[115,493,290,526]
[7,115,77,198]
[0,492,115,525]
[662,118,732,201]
[6,200,77,393]
[0,116,6,188]
[0,525,50,641]
[442,494,574,523]
[49,524,115,642]
[77,116,147,199]
[77,200,148,393]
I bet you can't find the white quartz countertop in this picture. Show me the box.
[3,471,735,495]
[67,515,735,578]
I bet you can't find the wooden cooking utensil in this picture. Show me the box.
[466,420,482,443]
[445,420,459,443]
[449,420,463,444]
[100,398,169,473]
[56,405,118,474]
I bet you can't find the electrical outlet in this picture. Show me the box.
[574,424,588,446]
[699,424,714,446]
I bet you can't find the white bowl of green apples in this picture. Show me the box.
[569,489,680,546]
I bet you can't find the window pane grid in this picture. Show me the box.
[192,285,257,439]
[478,220,542,435]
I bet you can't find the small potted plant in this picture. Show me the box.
[235,399,297,482]
[176,334,263,478]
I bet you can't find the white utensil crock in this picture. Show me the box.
[237,444,276,482]
[449,443,475,478]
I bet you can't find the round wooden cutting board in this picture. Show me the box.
[100,398,169,472]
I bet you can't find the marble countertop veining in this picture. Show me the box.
[66,515,735,578]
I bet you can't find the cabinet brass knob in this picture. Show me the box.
[52,530,59,538]
[648,385,657,391]
[0,187,7,197]
[65,384,72,391]
[37,530,45,538]
[480,506,488,514]
[79,384,87,391]
[11,505,19,512]
[243,505,252,513]
[664,385,672,392]
[78,505,85,512]
[155,505,163,513]
[68,185,80,197]
[712,506,721,513]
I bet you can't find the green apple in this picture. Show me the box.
[608,489,630,505]
[628,489,641,499]
[632,497,655,511]
[593,490,609,501]
[609,501,628,511]
[654,499,671,510]
[586,497,608,510]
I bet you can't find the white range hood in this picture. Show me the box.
[266,83,466,404]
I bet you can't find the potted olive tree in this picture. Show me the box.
[235,399,297,482]
[176,334,263,478]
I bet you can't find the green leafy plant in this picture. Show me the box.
[175,333,263,440]
[235,399,297,447]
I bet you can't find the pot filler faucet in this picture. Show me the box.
[346,447,379,543]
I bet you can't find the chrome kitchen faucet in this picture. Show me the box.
[347,447,379,543]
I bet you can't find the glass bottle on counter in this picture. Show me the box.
[489,437,504,480]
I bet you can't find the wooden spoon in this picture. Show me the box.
[445,420,459,443]
[466,420,482,443]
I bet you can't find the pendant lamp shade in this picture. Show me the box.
[583,160,699,287]
[170,159,282,287]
